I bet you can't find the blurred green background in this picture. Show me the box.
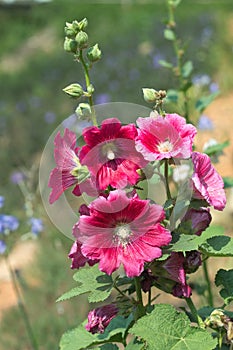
[0,0,232,349]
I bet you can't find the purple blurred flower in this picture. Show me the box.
[209,82,219,93]
[44,111,56,124]
[197,115,214,131]
[10,171,26,184]
[29,96,42,108]
[0,196,4,208]
[95,93,110,104]
[0,240,6,254]
[192,74,211,86]
[152,52,165,69]
[85,304,118,334]
[0,214,19,233]
[29,218,43,235]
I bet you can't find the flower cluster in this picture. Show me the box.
[49,110,226,332]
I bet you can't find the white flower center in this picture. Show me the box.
[101,142,117,160]
[107,150,115,160]
[114,224,131,247]
[158,140,173,153]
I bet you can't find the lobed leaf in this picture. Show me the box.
[200,236,233,257]
[129,304,217,350]
[215,269,233,305]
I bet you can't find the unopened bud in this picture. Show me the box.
[76,31,88,49]
[87,84,95,95]
[184,251,202,273]
[87,44,102,62]
[78,18,88,31]
[64,22,76,38]
[63,83,84,98]
[75,103,92,120]
[142,88,158,103]
[64,37,78,53]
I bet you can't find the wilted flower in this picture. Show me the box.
[136,113,197,161]
[75,189,171,277]
[85,304,118,334]
[191,152,226,211]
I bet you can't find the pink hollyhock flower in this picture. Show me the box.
[135,113,197,161]
[85,304,118,334]
[48,128,97,204]
[79,118,148,191]
[164,252,192,298]
[74,190,171,278]
[68,241,98,269]
[181,207,212,236]
[191,152,226,211]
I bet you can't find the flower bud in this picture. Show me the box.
[75,31,88,49]
[142,88,158,103]
[75,103,92,120]
[78,18,88,31]
[63,37,78,53]
[64,22,76,38]
[63,83,84,98]
[184,251,202,273]
[85,304,118,334]
[87,44,102,62]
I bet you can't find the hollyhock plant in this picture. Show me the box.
[135,113,197,161]
[79,118,148,191]
[191,151,226,211]
[69,241,99,269]
[48,128,96,204]
[85,304,118,334]
[73,189,171,277]
[180,207,212,236]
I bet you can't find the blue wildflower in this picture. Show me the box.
[0,196,4,208]
[29,218,43,235]
[0,214,19,234]
[197,115,214,131]
[10,171,26,184]
[0,240,6,254]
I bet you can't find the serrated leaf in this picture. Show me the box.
[59,316,131,350]
[164,28,176,41]
[223,177,233,188]
[159,59,173,68]
[200,236,233,257]
[129,304,217,350]
[195,92,219,113]
[215,269,233,305]
[57,265,113,303]
[204,140,229,157]
[181,61,193,78]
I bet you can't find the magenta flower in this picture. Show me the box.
[85,304,118,334]
[135,113,197,161]
[68,241,98,269]
[48,128,95,204]
[74,190,171,278]
[191,152,226,211]
[164,252,192,298]
[181,207,212,236]
[79,118,148,191]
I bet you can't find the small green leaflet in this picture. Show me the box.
[59,315,132,350]
[200,236,233,257]
[204,140,229,157]
[181,61,193,78]
[129,304,217,350]
[164,29,176,41]
[57,265,113,303]
[165,89,179,103]
[215,269,233,305]
[195,92,219,113]
[159,59,173,68]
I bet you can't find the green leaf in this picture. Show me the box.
[171,233,202,252]
[165,89,179,103]
[57,265,113,303]
[159,59,173,68]
[125,339,144,349]
[200,236,233,257]
[223,176,233,188]
[199,225,224,241]
[99,344,119,349]
[204,140,229,157]
[215,269,233,305]
[164,28,176,41]
[195,92,219,113]
[60,316,131,350]
[181,61,193,78]
[129,304,217,350]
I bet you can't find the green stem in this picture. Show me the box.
[79,50,97,126]
[5,252,39,350]
[164,160,172,200]
[203,258,214,307]
[185,297,205,329]
[134,277,146,319]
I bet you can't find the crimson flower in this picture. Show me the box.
[68,241,98,269]
[79,118,148,191]
[85,304,118,334]
[181,207,212,236]
[191,152,226,211]
[135,113,197,161]
[48,128,96,204]
[73,190,171,278]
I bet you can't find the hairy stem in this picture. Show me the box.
[203,258,214,307]
[134,277,146,319]
[164,159,172,200]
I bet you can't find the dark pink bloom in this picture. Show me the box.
[164,252,192,298]
[191,152,226,211]
[68,241,98,269]
[74,190,171,278]
[85,304,118,334]
[181,207,212,236]
[79,118,148,191]
[48,129,96,204]
[135,113,197,161]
